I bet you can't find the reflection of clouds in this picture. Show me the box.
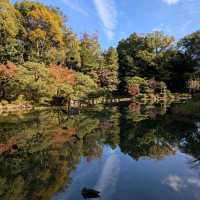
[163,175,200,192]
[195,121,200,134]
[95,154,120,199]
[162,175,185,191]
[188,178,200,188]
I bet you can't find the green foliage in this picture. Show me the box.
[126,76,169,98]
[117,31,177,92]
[16,62,54,103]
[0,76,21,101]
[146,31,174,54]
[88,88,112,98]
[0,0,199,105]
[117,30,200,93]
[73,72,97,99]
[104,47,118,67]
[80,33,102,75]
[0,63,21,102]
[64,31,81,70]
[0,0,23,63]
[178,30,200,63]
[0,105,122,199]
[20,62,49,81]
[99,47,119,91]
[177,30,200,86]
[127,76,148,86]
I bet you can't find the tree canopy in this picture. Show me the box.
[0,0,199,105]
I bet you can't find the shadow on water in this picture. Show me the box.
[0,97,200,200]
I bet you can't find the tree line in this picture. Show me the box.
[0,0,199,105]
[117,31,200,96]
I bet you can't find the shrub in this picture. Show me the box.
[88,88,112,98]
[126,76,149,96]
[0,76,21,101]
[128,84,140,96]
[73,72,97,99]
[0,62,17,77]
[49,65,75,86]
[136,93,147,100]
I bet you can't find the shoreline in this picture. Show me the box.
[0,94,192,114]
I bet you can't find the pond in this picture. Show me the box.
[0,98,200,200]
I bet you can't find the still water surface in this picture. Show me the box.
[0,99,200,200]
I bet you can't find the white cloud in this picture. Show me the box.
[62,0,88,15]
[162,175,186,191]
[93,0,117,40]
[162,0,180,5]
[188,178,200,188]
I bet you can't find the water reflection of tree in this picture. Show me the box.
[1,98,200,199]
[179,131,200,169]
[169,97,200,168]
[119,101,200,161]
[0,106,120,200]
[119,106,176,160]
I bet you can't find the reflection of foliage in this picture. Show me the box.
[128,102,149,122]
[1,99,200,199]
[119,118,176,160]
[179,131,200,168]
[172,94,200,118]
[120,100,200,161]
[0,106,120,199]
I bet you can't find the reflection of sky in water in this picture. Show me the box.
[52,147,200,200]
[1,101,200,200]
[162,175,200,199]
[95,153,120,199]
[195,122,200,134]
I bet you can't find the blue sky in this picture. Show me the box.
[12,0,200,49]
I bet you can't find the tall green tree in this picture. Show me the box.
[64,30,81,70]
[97,47,119,91]
[80,33,102,74]
[117,32,176,93]
[178,30,200,76]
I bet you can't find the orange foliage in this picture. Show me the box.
[0,144,9,155]
[128,84,140,96]
[129,103,141,113]
[0,63,17,77]
[0,136,18,155]
[49,65,76,86]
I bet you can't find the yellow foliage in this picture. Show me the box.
[25,3,64,45]
[0,0,21,38]
[28,28,46,41]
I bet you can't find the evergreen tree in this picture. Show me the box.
[64,30,81,70]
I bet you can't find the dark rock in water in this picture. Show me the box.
[81,187,100,199]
